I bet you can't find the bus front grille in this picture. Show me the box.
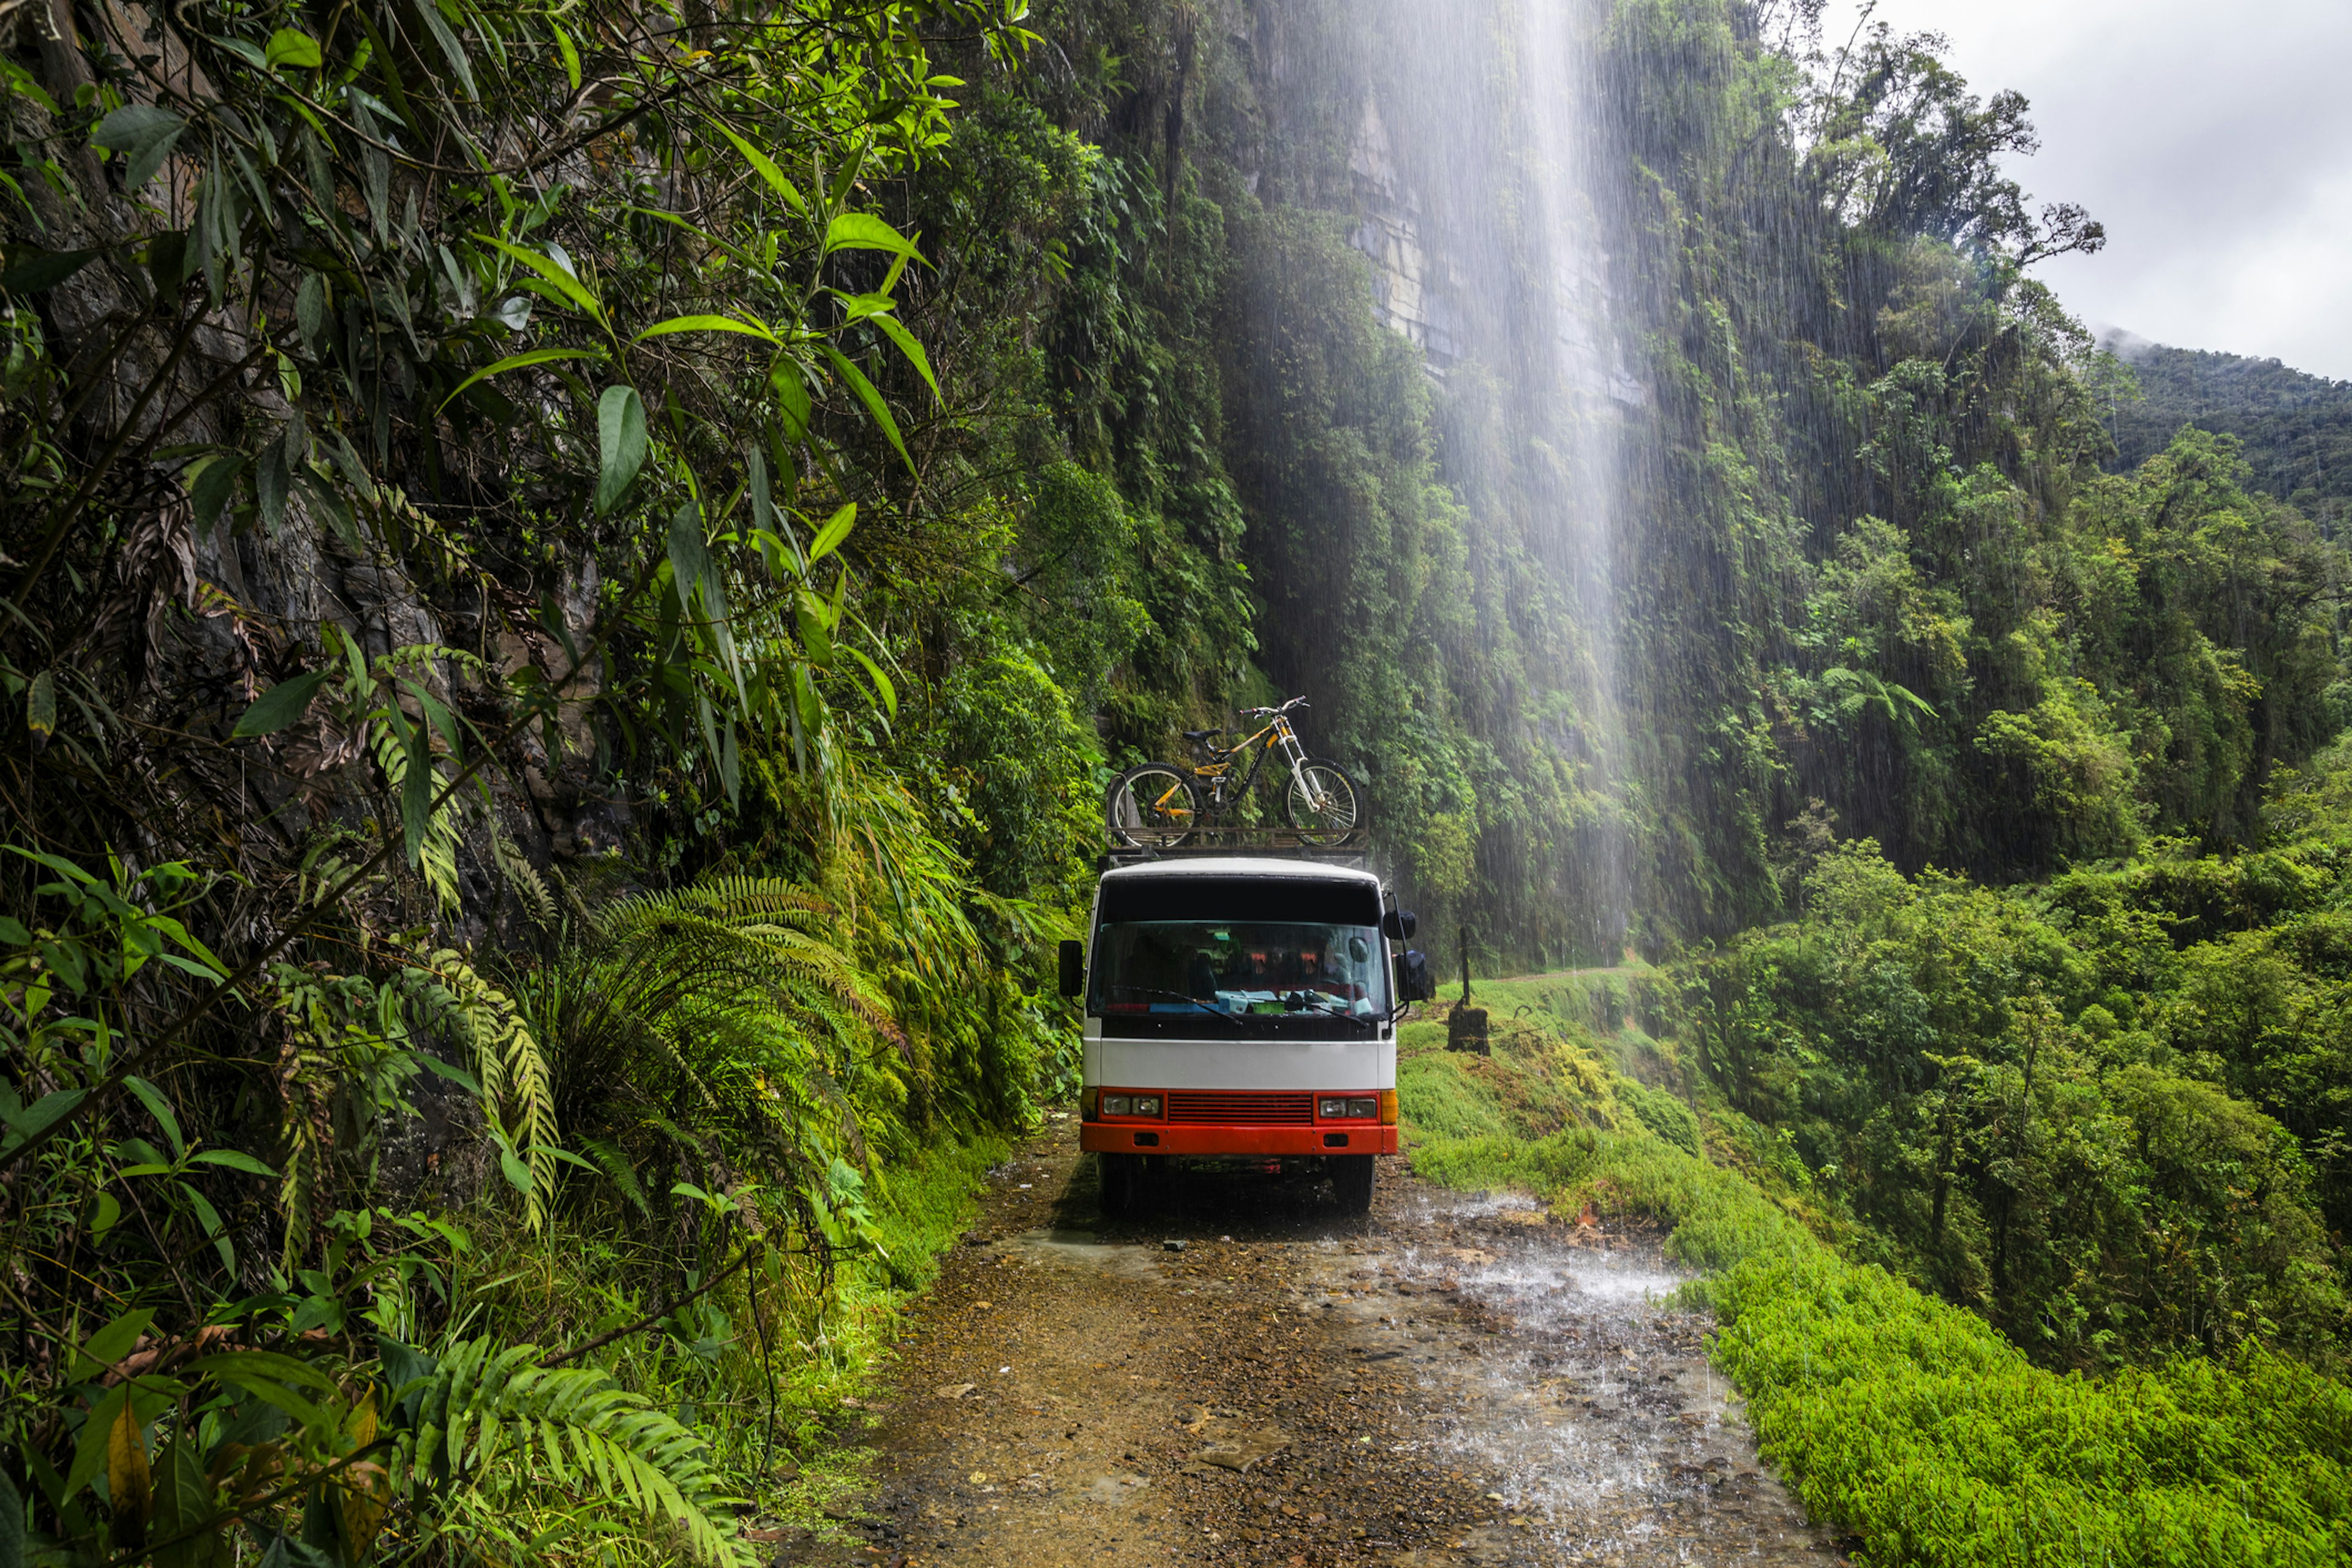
[1166,1091,1316,1125]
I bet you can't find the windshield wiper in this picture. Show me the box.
[1289,997,1376,1025]
[1101,985,1243,1030]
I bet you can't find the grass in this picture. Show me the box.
[758,1128,1016,1531]
[1398,1008,2352,1566]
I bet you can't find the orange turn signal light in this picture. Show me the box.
[1378,1090,1398,1125]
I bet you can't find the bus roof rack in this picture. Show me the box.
[1097,827,1371,872]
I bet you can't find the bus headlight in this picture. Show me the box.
[1320,1098,1378,1119]
[1131,1095,1162,1117]
[1101,1093,1133,1117]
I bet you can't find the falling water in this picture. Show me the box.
[1342,0,1640,958]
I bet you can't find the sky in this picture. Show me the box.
[1822,0,2352,380]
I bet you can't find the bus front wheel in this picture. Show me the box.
[1330,1155,1375,1214]
[1099,1153,1142,1219]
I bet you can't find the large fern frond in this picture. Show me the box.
[410,1336,752,1566]
[404,945,559,1226]
[370,720,462,913]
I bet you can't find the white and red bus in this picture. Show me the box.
[1058,854,1424,1215]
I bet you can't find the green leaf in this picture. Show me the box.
[123,1076,184,1159]
[807,502,856,566]
[0,246,97,293]
[413,3,477,98]
[435,347,605,413]
[475,236,605,322]
[867,312,940,404]
[401,678,463,756]
[824,212,919,260]
[89,1191,121,1239]
[818,345,913,474]
[594,385,647,515]
[666,502,715,616]
[153,1424,214,1568]
[144,230,188,295]
[232,669,329,737]
[24,670,53,744]
[498,1142,532,1194]
[189,454,245,538]
[0,1466,23,1568]
[632,313,779,347]
[63,1385,129,1502]
[413,1052,482,1094]
[710,123,807,213]
[190,1148,278,1177]
[264,28,322,68]
[770,356,813,441]
[2,1090,85,1150]
[294,272,326,345]
[398,709,433,870]
[551,20,581,91]
[255,439,289,532]
[71,1308,156,1382]
[91,104,187,192]
[89,103,179,148]
[848,646,897,720]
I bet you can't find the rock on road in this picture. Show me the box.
[774,1117,1842,1567]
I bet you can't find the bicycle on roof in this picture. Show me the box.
[1105,696,1363,849]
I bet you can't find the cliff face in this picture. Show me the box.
[9,0,619,919]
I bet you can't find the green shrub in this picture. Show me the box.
[1618,1079,1704,1155]
[1412,1128,2352,1566]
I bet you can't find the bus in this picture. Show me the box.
[1057,853,1426,1216]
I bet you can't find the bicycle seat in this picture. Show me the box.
[1181,728,1224,742]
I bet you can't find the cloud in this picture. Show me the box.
[1823,0,2352,379]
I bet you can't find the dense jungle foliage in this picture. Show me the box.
[2103,337,2352,536]
[3,0,2351,1559]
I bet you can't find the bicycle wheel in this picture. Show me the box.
[1285,756,1362,845]
[1107,763,1198,848]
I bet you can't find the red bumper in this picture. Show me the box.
[1080,1122,1398,1156]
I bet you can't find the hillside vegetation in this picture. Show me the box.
[1398,979,2352,1566]
[1,0,2348,1562]
[2103,337,2352,535]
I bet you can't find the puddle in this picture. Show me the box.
[1318,1187,1842,1565]
[1000,1226,1165,1281]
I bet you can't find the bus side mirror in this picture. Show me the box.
[1058,939,1085,1000]
[1395,949,1433,1003]
[1382,909,1418,941]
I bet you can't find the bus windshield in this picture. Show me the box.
[1088,918,1388,1035]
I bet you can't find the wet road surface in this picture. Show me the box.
[772,1117,1842,1567]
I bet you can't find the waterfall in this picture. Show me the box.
[1343,0,1640,960]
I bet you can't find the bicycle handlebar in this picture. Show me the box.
[1237,696,1310,718]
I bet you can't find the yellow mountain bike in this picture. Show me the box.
[1106,696,1363,848]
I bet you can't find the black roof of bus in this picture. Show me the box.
[1096,861,1383,925]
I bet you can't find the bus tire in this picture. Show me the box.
[1099,1153,1140,1219]
[1330,1155,1375,1213]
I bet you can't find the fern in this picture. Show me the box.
[370,718,462,913]
[575,1134,652,1216]
[488,817,557,927]
[404,1336,752,1567]
[406,945,560,1228]
[596,878,902,1047]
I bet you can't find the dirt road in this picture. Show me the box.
[776,1118,1841,1567]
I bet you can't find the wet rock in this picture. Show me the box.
[1196,1429,1290,1472]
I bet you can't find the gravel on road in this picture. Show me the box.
[770,1117,1843,1568]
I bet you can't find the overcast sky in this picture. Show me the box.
[1823,0,2352,380]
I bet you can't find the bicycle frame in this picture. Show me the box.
[1184,711,1312,816]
